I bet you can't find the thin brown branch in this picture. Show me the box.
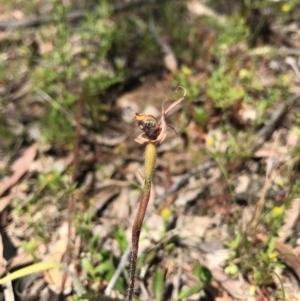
[0,0,158,31]
[127,190,151,301]
[253,94,298,151]
[59,93,83,299]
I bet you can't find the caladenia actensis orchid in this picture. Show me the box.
[127,88,186,301]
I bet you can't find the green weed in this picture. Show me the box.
[172,66,201,103]
[207,68,245,110]
[176,265,211,300]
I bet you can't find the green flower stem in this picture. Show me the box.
[127,142,157,301]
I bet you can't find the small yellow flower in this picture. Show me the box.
[268,252,277,262]
[206,136,215,147]
[274,175,285,187]
[281,74,291,86]
[80,58,89,67]
[249,285,256,296]
[272,206,283,217]
[181,65,192,75]
[281,3,291,12]
[239,68,250,80]
[161,208,171,220]
[46,173,54,181]
[278,231,286,238]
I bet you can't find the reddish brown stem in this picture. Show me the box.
[127,190,151,300]
[59,93,83,298]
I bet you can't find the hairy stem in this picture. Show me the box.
[127,142,157,301]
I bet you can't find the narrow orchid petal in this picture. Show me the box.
[164,87,186,116]
[155,116,168,144]
[164,95,185,116]
[135,135,151,144]
[156,124,168,143]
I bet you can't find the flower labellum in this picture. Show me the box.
[134,87,186,145]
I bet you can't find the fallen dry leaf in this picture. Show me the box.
[7,252,33,273]
[187,0,217,17]
[208,266,248,300]
[157,37,178,72]
[206,280,232,301]
[0,194,14,213]
[0,144,37,197]
[29,153,74,174]
[178,215,216,246]
[110,187,130,220]
[279,197,300,240]
[92,187,120,215]
[44,222,74,293]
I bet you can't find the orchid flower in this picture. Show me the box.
[127,88,186,301]
[134,87,186,145]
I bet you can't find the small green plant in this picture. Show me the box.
[30,0,120,147]
[152,267,164,301]
[176,265,212,300]
[215,16,249,52]
[114,226,128,254]
[76,209,127,294]
[194,107,209,127]
[224,204,286,286]
[207,68,245,110]
[173,66,200,103]
[20,239,38,261]
[37,169,69,192]
[79,1,115,59]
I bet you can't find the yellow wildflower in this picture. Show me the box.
[80,58,89,67]
[181,65,192,75]
[281,3,291,12]
[206,136,215,147]
[272,206,283,217]
[161,208,171,220]
[268,252,277,262]
[239,68,250,80]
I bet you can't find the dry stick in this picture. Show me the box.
[253,94,298,152]
[59,93,83,299]
[0,0,157,31]
[127,142,157,301]
[250,126,286,232]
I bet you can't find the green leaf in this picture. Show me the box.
[114,226,128,253]
[267,236,275,255]
[176,284,204,300]
[152,267,164,301]
[81,257,95,276]
[0,262,62,284]
[193,265,212,284]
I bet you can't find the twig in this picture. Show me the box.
[172,248,183,300]
[250,133,280,232]
[104,245,131,295]
[59,93,83,299]
[253,94,298,152]
[0,0,157,31]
